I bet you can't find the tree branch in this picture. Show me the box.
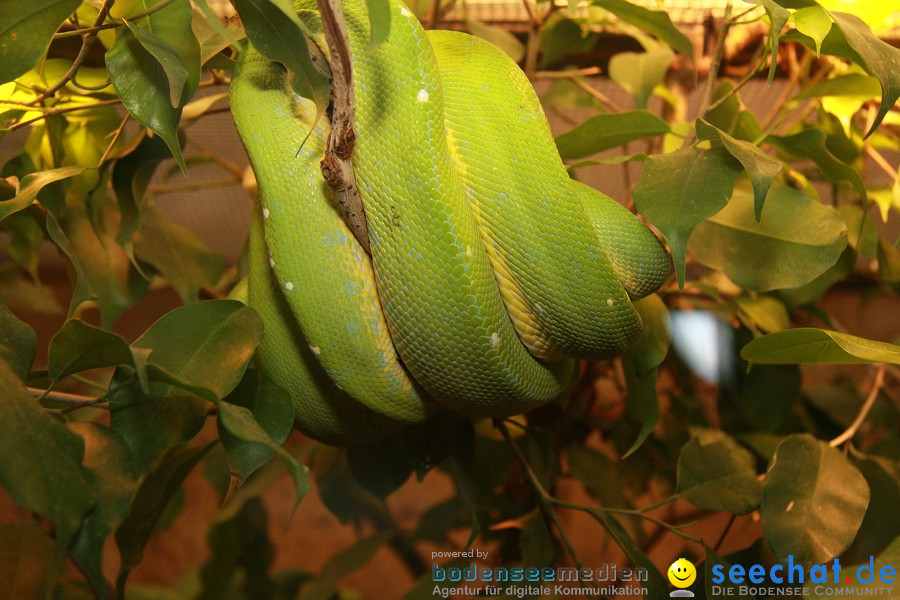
[830,364,887,447]
[317,0,371,254]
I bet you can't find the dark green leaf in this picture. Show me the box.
[198,497,276,599]
[676,428,763,514]
[1,209,43,279]
[628,294,670,375]
[0,301,35,380]
[555,110,670,159]
[761,434,869,564]
[106,28,188,170]
[520,426,558,488]
[795,72,881,99]
[541,77,606,111]
[518,509,556,567]
[0,166,84,222]
[69,423,137,600]
[622,357,660,459]
[742,327,900,365]
[0,0,81,84]
[608,46,673,109]
[115,441,215,594]
[132,208,225,303]
[845,450,900,562]
[632,146,743,286]
[0,361,96,548]
[47,319,135,382]
[0,521,58,599]
[217,369,292,480]
[118,23,191,108]
[313,446,385,526]
[830,12,900,137]
[111,132,172,245]
[466,19,524,63]
[217,401,309,511]
[688,184,847,291]
[702,121,783,220]
[567,445,629,508]
[792,5,832,55]
[232,0,329,113]
[767,129,867,204]
[347,432,415,498]
[538,14,597,68]
[803,535,900,599]
[111,301,263,470]
[703,81,762,143]
[778,246,854,308]
[297,532,392,600]
[593,0,693,58]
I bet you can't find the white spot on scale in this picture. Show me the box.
[490,332,500,348]
[262,207,270,219]
[416,88,429,103]
[400,6,411,16]
[786,500,794,512]
[284,281,294,291]
[465,245,472,257]
[335,383,343,390]
[268,257,275,268]
[310,345,321,356]
[607,298,614,307]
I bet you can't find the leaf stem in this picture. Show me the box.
[830,364,887,447]
[494,419,588,573]
[98,112,131,165]
[705,44,766,114]
[689,2,733,144]
[31,0,116,105]
[52,0,178,39]
[535,67,603,79]
[8,99,122,132]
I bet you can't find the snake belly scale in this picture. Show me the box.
[230,0,672,443]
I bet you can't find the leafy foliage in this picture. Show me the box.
[0,0,898,597]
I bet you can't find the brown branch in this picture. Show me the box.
[535,66,602,79]
[98,112,131,164]
[830,364,887,447]
[31,0,116,105]
[317,0,371,254]
[8,98,121,131]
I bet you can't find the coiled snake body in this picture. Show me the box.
[230,0,671,444]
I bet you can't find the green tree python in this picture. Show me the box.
[230,0,672,444]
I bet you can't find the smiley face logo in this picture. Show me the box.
[667,558,696,588]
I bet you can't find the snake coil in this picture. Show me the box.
[230,0,672,444]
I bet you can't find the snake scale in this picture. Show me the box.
[230,0,672,444]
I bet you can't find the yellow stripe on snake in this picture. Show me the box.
[230,0,672,444]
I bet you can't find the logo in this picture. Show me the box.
[667,558,696,598]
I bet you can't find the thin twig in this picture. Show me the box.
[148,177,239,194]
[713,513,736,551]
[52,0,178,39]
[495,420,588,574]
[865,145,899,180]
[705,44,766,113]
[521,0,541,78]
[687,2,733,145]
[535,67,602,79]
[31,0,116,105]
[98,112,131,164]
[185,133,246,180]
[28,387,96,404]
[317,0,370,253]
[830,364,887,447]
[8,99,121,132]
[569,77,624,112]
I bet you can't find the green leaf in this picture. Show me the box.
[688,185,847,291]
[629,294,670,375]
[116,441,215,595]
[0,209,43,279]
[676,428,763,514]
[111,132,172,245]
[703,121,783,220]
[567,445,629,509]
[0,301,35,380]
[768,129,867,205]
[132,208,225,303]
[0,0,81,84]
[829,12,900,137]
[192,0,244,63]
[733,294,790,333]
[217,402,309,511]
[47,319,136,383]
[69,423,137,600]
[466,19,524,63]
[845,450,900,561]
[347,432,415,498]
[795,72,881,99]
[122,24,188,108]
[741,327,900,365]
[0,522,58,599]
[0,166,85,222]
[750,0,791,83]
[233,0,329,113]
[703,80,763,143]
[803,535,900,599]
[0,361,96,548]
[608,45,673,109]
[593,0,693,58]
[313,447,385,526]
[106,27,191,171]
[632,146,743,286]
[111,301,263,470]
[538,14,597,68]
[555,110,670,159]
[297,532,392,600]
[542,77,606,111]
[792,5,833,55]
[761,434,869,564]
[217,369,293,481]
[364,0,390,47]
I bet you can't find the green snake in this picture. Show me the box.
[230,0,672,444]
